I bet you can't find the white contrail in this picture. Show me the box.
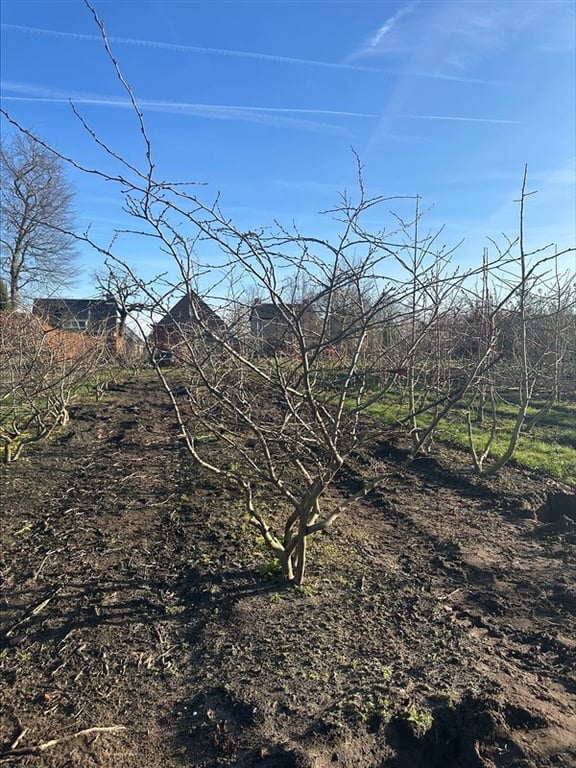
[0,91,378,118]
[400,113,520,124]
[1,92,519,126]
[1,23,386,73]
[1,22,508,84]
[0,93,374,135]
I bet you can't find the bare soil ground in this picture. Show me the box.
[1,376,575,768]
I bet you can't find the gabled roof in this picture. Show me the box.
[156,292,225,330]
[249,302,316,321]
[33,298,117,313]
[32,298,118,318]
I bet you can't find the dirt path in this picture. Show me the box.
[1,376,575,767]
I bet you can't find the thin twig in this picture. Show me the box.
[33,550,57,581]
[0,725,126,760]
[6,588,62,637]
[439,587,463,601]
[9,727,28,751]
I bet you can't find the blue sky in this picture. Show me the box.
[1,0,575,295]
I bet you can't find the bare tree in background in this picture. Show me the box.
[463,182,576,475]
[0,134,80,308]
[94,259,149,338]
[0,310,111,462]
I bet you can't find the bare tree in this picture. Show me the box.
[94,259,149,338]
[463,178,575,475]
[0,133,80,307]
[106,191,477,586]
[1,3,573,584]
[0,310,111,462]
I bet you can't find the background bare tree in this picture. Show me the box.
[0,133,80,308]
[94,259,149,338]
[0,310,111,462]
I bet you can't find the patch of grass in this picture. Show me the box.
[433,690,459,709]
[405,706,434,736]
[340,692,392,725]
[435,416,576,483]
[363,389,576,482]
[75,365,135,403]
[379,664,393,682]
[259,558,283,579]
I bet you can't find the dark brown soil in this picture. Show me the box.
[1,376,575,767]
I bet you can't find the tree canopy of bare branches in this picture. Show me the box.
[0,2,573,585]
[0,133,80,308]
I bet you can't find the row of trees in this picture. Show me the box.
[109,186,573,584]
[1,128,574,582]
[1,5,574,583]
[0,310,113,463]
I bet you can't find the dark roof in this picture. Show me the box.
[249,302,315,321]
[156,292,225,330]
[33,298,118,314]
[32,298,119,331]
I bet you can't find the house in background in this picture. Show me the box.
[152,291,226,364]
[1,310,103,367]
[32,297,144,359]
[249,300,320,352]
[33,298,119,334]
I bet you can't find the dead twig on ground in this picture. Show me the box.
[0,725,126,761]
[6,588,62,637]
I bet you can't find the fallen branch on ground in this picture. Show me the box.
[0,725,126,761]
